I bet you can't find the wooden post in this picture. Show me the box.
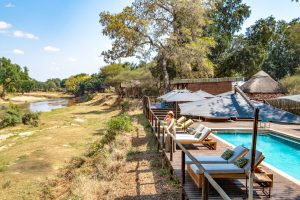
[181,150,185,185]
[157,121,161,151]
[249,108,260,200]
[155,117,157,134]
[162,127,165,149]
[202,175,209,200]
[170,135,173,161]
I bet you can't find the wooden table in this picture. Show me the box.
[253,172,273,197]
[202,139,217,150]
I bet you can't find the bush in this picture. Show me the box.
[0,103,21,128]
[121,100,130,112]
[107,114,133,133]
[22,112,41,127]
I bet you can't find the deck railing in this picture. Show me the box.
[142,96,231,200]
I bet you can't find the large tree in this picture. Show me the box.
[0,57,23,98]
[100,0,215,93]
[207,0,251,76]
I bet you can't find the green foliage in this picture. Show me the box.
[217,17,300,79]
[107,114,133,133]
[0,103,21,128]
[0,57,31,97]
[22,112,41,127]
[100,0,215,92]
[121,100,130,112]
[75,73,105,96]
[280,68,300,94]
[207,0,251,68]
[65,73,90,94]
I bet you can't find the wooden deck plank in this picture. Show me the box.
[153,127,300,199]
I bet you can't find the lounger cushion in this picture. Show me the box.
[228,146,248,163]
[243,150,264,172]
[176,134,199,142]
[181,119,193,129]
[195,124,205,133]
[198,127,211,141]
[185,155,226,164]
[191,163,245,174]
[221,149,234,160]
[234,157,248,168]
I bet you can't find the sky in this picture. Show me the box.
[0,0,299,81]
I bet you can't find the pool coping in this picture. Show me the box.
[210,132,300,186]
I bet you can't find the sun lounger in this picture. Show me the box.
[185,145,248,164]
[176,127,212,145]
[188,150,265,188]
[177,119,193,130]
[176,116,187,125]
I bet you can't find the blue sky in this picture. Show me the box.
[0,0,299,81]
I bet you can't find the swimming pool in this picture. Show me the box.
[214,130,300,181]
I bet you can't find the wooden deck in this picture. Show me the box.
[151,124,300,200]
[143,99,300,199]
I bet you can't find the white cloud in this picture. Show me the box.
[13,30,39,40]
[13,49,24,55]
[5,3,15,8]
[0,21,12,30]
[44,46,60,52]
[68,57,77,62]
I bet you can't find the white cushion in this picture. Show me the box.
[185,156,226,164]
[191,163,245,174]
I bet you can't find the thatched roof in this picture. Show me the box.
[170,77,243,84]
[240,70,288,94]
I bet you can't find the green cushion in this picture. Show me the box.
[194,132,202,139]
[234,157,248,168]
[221,149,234,160]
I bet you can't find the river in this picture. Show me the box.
[28,98,75,112]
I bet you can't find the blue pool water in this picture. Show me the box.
[215,131,300,181]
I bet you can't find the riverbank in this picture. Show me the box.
[6,92,73,104]
[0,93,179,199]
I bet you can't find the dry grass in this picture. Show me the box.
[0,93,119,200]
[0,95,179,200]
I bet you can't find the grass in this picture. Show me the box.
[0,93,120,200]
[0,95,180,199]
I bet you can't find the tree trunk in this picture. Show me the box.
[161,56,170,94]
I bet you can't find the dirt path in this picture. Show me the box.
[110,113,180,199]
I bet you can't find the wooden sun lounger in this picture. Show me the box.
[187,150,265,188]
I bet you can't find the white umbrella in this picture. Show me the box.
[193,90,215,99]
[158,89,190,100]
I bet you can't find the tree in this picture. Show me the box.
[207,0,251,75]
[218,17,300,79]
[0,57,22,98]
[100,0,215,93]
[65,74,90,94]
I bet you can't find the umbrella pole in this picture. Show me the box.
[249,108,259,200]
[176,102,178,119]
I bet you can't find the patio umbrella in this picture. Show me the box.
[179,92,254,118]
[163,90,213,118]
[158,89,190,100]
[193,90,215,99]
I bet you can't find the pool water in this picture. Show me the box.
[215,131,300,181]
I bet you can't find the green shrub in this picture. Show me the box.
[121,100,130,112]
[22,112,41,127]
[0,103,21,128]
[107,114,133,133]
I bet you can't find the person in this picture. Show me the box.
[164,111,176,152]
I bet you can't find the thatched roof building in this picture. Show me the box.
[240,70,288,101]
